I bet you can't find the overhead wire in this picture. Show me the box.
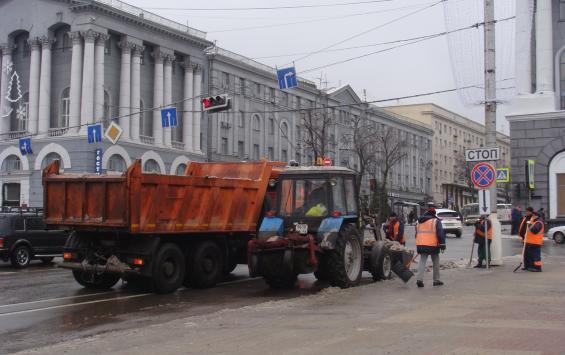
[144,0,399,11]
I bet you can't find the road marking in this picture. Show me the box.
[0,293,152,317]
[0,291,115,309]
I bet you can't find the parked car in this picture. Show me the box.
[546,225,565,244]
[435,208,463,238]
[0,212,69,268]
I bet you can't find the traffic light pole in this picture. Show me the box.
[484,0,501,266]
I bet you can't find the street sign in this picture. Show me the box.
[496,168,510,183]
[471,162,496,189]
[105,122,123,145]
[87,124,102,144]
[478,189,491,215]
[18,137,32,155]
[465,147,500,162]
[526,159,535,189]
[323,157,332,166]
[95,149,103,175]
[276,67,298,90]
[161,107,177,128]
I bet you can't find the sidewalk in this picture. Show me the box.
[20,255,565,355]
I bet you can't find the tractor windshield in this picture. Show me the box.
[279,178,329,218]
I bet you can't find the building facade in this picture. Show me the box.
[507,0,565,220]
[385,104,511,209]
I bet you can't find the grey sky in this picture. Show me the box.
[128,0,513,134]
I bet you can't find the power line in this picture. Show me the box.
[144,0,398,11]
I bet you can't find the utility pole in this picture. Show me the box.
[484,0,501,266]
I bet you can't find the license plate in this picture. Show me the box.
[295,223,308,235]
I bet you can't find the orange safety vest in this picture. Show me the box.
[525,220,545,245]
[475,220,493,240]
[388,221,405,244]
[416,219,439,247]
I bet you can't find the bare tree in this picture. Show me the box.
[299,103,335,163]
[368,126,408,222]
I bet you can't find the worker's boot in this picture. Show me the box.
[433,280,444,286]
[416,280,424,288]
[473,263,483,268]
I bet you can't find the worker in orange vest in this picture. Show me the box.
[518,207,534,240]
[386,212,405,245]
[473,215,492,268]
[415,207,446,288]
[523,211,545,272]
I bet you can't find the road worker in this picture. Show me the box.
[415,207,446,287]
[518,207,534,240]
[304,183,329,217]
[386,212,405,245]
[473,215,492,268]
[523,211,545,272]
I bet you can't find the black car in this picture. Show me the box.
[0,212,69,268]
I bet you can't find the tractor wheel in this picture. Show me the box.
[152,243,185,294]
[370,241,392,281]
[72,270,121,290]
[326,224,363,288]
[188,241,223,288]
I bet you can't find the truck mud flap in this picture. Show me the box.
[58,256,136,276]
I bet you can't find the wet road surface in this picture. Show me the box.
[1,225,563,354]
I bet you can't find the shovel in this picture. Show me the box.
[513,239,526,273]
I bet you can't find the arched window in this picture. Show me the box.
[13,32,30,58]
[143,159,160,173]
[1,155,22,173]
[175,163,187,176]
[54,26,71,52]
[253,115,261,131]
[107,154,127,173]
[281,122,289,137]
[41,152,62,169]
[60,87,70,128]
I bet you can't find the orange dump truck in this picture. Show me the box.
[43,159,283,293]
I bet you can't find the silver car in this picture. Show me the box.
[546,225,565,244]
[436,209,463,238]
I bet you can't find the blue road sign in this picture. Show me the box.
[161,107,177,128]
[471,162,496,189]
[277,67,298,90]
[87,124,102,144]
[95,149,103,175]
[19,138,32,155]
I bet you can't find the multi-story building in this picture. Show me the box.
[385,103,511,208]
[506,0,565,220]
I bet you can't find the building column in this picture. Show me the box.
[80,30,98,132]
[535,0,554,93]
[27,38,41,135]
[515,0,533,95]
[130,45,143,142]
[0,44,15,134]
[38,36,54,136]
[192,63,202,153]
[68,32,82,134]
[181,58,194,151]
[118,40,133,139]
[94,34,109,124]
[152,50,165,145]
[163,54,174,147]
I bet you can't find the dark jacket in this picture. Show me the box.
[415,213,446,255]
[473,219,492,244]
[519,216,531,239]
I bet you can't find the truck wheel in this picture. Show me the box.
[189,241,223,288]
[152,243,185,294]
[11,245,31,268]
[72,270,121,289]
[264,274,298,289]
[370,241,392,281]
[326,224,363,288]
[554,232,565,244]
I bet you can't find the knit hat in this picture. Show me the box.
[526,207,534,213]
[427,207,436,215]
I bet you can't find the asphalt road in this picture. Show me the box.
[1,225,563,354]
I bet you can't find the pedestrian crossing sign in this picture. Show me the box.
[496,168,510,183]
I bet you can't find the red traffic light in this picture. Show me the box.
[202,98,211,108]
[201,94,230,112]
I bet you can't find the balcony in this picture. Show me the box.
[48,127,69,137]
[8,130,27,139]
[139,135,155,145]
[172,141,185,150]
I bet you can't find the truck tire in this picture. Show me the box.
[264,274,298,289]
[370,241,392,281]
[11,245,31,268]
[152,243,186,294]
[326,224,363,288]
[72,270,121,289]
[188,241,223,288]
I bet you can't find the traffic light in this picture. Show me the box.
[201,94,230,113]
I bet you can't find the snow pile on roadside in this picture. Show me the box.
[410,258,468,272]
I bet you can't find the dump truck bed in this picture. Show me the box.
[43,160,278,234]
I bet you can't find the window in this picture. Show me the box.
[222,72,229,88]
[253,144,260,160]
[281,149,288,162]
[344,178,357,214]
[143,159,160,173]
[238,141,244,158]
[254,82,261,97]
[238,111,245,128]
[221,137,228,155]
[41,152,62,169]
[268,118,275,135]
[295,152,301,163]
[269,87,275,102]
[107,154,127,173]
[282,92,288,106]
[253,115,261,131]
[560,0,565,20]
[14,92,29,131]
[175,163,187,176]
[239,78,246,94]
[268,147,274,160]
[140,100,152,137]
[60,87,70,128]
[333,177,346,214]
[1,155,21,173]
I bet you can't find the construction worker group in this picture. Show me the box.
[385,205,545,288]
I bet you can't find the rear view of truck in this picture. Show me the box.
[43,159,279,293]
